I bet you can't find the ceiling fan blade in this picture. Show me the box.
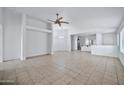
[60,21,69,24]
[48,19,55,22]
[58,17,63,21]
[58,23,61,27]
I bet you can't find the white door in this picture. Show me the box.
[26,30,49,57]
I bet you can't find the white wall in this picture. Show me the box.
[26,16,47,29]
[26,30,49,57]
[71,35,74,51]
[71,35,78,51]
[3,9,22,61]
[91,45,118,57]
[0,24,3,62]
[96,33,102,45]
[103,32,117,45]
[52,29,70,52]
[0,8,2,24]
[0,8,3,62]
[47,33,53,54]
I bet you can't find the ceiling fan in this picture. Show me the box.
[48,13,69,27]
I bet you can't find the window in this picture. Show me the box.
[120,28,124,54]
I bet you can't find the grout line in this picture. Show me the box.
[85,62,98,85]
[1,63,5,80]
[101,58,107,85]
[114,60,120,85]
[16,62,35,85]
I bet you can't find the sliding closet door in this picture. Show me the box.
[26,30,49,57]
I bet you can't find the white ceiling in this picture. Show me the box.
[8,7,124,34]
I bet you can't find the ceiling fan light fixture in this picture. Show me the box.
[48,13,69,27]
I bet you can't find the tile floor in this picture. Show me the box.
[0,51,124,85]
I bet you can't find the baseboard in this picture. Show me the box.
[26,53,50,59]
[3,59,20,62]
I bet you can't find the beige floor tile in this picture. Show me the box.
[3,69,17,81]
[0,70,4,80]
[70,74,88,85]
[102,78,118,85]
[16,71,34,85]
[0,51,123,85]
[52,79,67,85]
[69,78,87,85]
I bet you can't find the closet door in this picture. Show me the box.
[26,30,49,57]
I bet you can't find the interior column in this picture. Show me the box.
[73,35,78,51]
[96,33,103,45]
[20,14,26,60]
